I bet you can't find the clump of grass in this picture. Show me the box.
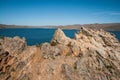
[51,41,57,46]
[36,43,42,47]
[11,67,16,72]
[0,35,4,39]
[106,65,113,69]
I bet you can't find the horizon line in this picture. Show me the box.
[0,22,120,27]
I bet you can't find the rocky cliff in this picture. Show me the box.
[0,28,120,80]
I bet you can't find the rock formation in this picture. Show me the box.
[0,28,120,80]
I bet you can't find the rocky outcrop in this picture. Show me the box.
[51,28,71,45]
[0,37,37,80]
[1,36,27,56]
[0,28,120,80]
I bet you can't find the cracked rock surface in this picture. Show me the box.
[0,28,120,80]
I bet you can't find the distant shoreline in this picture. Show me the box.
[0,23,120,31]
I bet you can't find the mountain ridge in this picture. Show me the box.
[0,23,120,31]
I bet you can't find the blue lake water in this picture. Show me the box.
[0,28,120,45]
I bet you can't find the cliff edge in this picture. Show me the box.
[0,28,120,80]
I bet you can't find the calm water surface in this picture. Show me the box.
[0,28,120,45]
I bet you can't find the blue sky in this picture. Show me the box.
[0,0,120,26]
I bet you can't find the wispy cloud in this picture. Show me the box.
[92,12,108,15]
[93,11,120,16]
[110,12,120,15]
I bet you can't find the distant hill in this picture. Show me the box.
[0,24,29,28]
[57,23,120,31]
[0,23,120,31]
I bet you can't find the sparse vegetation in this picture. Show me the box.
[36,43,42,47]
[0,35,4,39]
[50,41,57,46]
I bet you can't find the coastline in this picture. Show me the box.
[0,23,120,31]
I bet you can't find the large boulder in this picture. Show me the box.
[51,28,71,45]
